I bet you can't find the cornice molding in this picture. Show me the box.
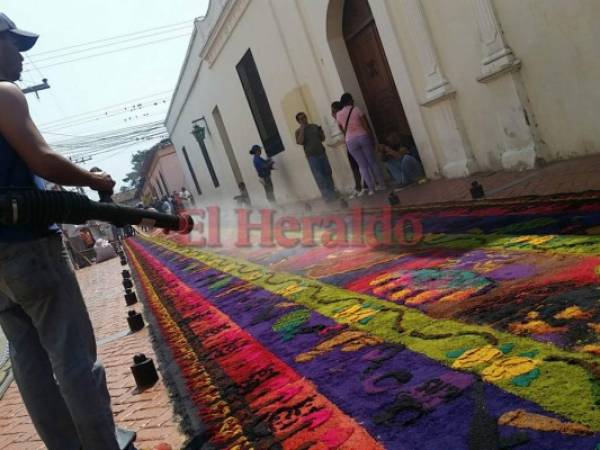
[200,0,250,68]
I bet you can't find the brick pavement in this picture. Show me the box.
[0,257,186,450]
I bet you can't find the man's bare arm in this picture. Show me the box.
[295,127,305,145]
[0,82,114,191]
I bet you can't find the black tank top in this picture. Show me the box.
[0,119,58,241]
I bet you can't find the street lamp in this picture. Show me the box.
[190,117,220,188]
[191,123,205,142]
[191,117,210,143]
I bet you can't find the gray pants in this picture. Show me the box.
[0,235,119,450]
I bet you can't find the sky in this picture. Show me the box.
[3,0,210,193]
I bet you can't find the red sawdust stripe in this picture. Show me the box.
[127,244,256,448]
[127,240,384,450]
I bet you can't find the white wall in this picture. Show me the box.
[167,0,361,209]
[165,0,600,207]
[494,0,600,160]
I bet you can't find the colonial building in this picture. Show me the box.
[166,0,600,206]
[140,139,186,204]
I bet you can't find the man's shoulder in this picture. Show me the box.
[0,82,27,112]
[0,81,24,98]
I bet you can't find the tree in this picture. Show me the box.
[122,138,172,190]
[122,149,151,189]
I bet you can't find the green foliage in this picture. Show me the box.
[122,149,151,188]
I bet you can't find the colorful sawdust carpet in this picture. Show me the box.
[126,195,600,449]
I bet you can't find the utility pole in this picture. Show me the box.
[22,78,50,99]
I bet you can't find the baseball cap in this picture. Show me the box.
[0,13,38,52]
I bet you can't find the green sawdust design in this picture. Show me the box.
[146,237,600,430]
[493,218,557,234]
[273,309,311,341]
[419,233,600,255]
[208,276,233,291]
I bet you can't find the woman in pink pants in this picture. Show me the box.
[336,92,385,195]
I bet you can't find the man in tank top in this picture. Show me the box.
[0,13,124,450]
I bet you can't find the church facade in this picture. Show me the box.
[166,0,600,206]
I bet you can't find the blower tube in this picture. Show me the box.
[0,190,193,234]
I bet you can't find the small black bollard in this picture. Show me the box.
[131,353,159,391]
[470,181,485,199]
[388,191,401,206]
[127,310,145,333]
[120,257,127,266]
[122,269,131,279]
[125,290,138,306]
[122,278,133,289]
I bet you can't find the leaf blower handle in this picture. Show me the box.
[89,166,115,203]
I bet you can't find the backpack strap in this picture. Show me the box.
[342,106,355,135]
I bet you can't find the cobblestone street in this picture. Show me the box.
[0,257,186,450]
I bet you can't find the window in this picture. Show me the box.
[236,49,284,157]
[182,146,202,195]
[197,139,220,188]
[158,171,169,195]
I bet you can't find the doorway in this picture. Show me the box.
[342,0,413,147]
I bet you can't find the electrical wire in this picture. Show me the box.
[51,122,165,144]
[22,34,190,73]
[26,24,192,64]
[20,21,193,164]
[23,54,69,118]
[38,90,172,127]
[40,100,170,132]
[28,20,195,57]
[48,121,169,158]
[50,121,166,147]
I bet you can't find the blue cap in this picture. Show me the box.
[0,13,38,52]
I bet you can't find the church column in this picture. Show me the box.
[472,0,542,169]
[401,0,477,178]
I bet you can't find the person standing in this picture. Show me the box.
[331,101,366,198]
[250,144,275,203]
[0,14,122,450]
[170,190,182,213]
[233,182,251,206]
[161,195,174,215]
[336,93,385,196]
[179,186,193,208]
[295,112,338,202]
